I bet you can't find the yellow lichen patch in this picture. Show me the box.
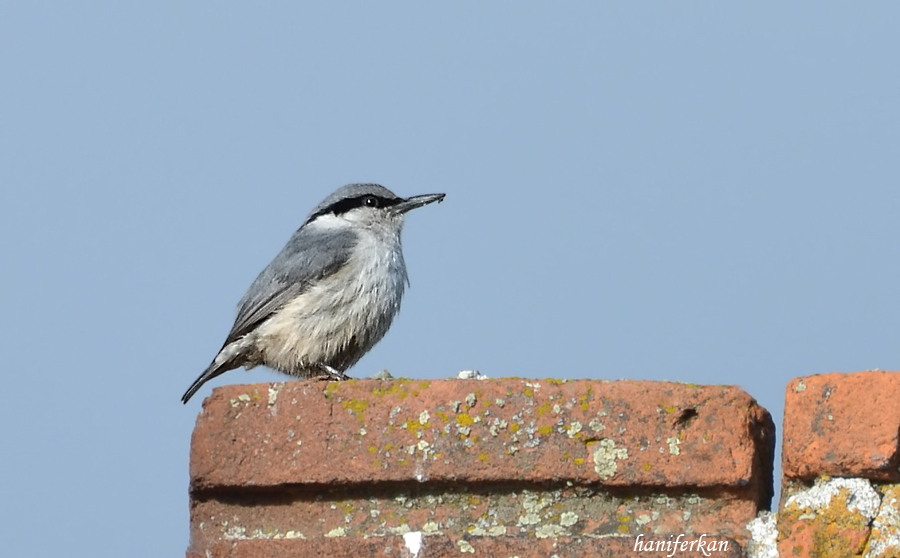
[643,462,652,472]
[478,453,490,463]
[434,411,449,423]
[403,419,422,436]
[456,413,474,426]
[523,387,534,398]
[341,398,369,417]
[368,445,378,454]
[578,393,591,412]
[778,487,871,557]
[573,458,585,466]
[547,378,566,385]
[371,383,409,399]
[538,425,553,436]
[509,423,520,433]
[323,382,340,399]
[535,402,552,417]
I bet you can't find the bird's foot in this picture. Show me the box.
[313,364,349,381]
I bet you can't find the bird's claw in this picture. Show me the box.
[314,364,349,381]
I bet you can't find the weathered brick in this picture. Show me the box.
[782,371,900,481]
[187,378,774,556]
[186,535,743,558]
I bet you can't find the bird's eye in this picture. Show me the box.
[363,195,379,208]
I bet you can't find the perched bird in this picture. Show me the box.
[181,183,445,404]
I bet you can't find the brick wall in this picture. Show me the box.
[185,372,899,557]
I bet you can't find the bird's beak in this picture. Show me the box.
[392,193,446,215]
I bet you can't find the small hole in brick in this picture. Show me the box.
[675,408,698,427]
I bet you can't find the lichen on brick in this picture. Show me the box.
[864,484,900,557]
[779,477,880,557]
[588,438,629,480]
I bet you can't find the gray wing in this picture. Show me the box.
[222,225,358,346]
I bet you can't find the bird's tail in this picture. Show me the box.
[181,361,228,404]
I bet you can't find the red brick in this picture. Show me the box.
[782,371,900,481]
[187,378,774,556]
[192,379,773,490]
[190,382,330,489]
[187,535,742,558]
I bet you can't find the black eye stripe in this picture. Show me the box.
[312,194,401,218]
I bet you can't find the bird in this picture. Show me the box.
[181,183,445,404]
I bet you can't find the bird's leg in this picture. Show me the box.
[313,363,349,381]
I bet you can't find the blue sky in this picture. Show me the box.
[2,3,898,556]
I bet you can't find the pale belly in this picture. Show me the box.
[251,242,407,376]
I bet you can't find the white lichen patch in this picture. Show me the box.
[324,526,346,538]
[588,418,606,432]
[465,393,477,408]
[560,512,579,527]
[267,383,283,407]
[566,421,582,438]
[746,511,777,558]
[535,524,567,538]
[794,380,807,392]
[457,370,488,380]
[785,477,880,520]
[864,485,900,557]
[667,436,681,455]
[415,462,428,483]
[282,531,305,539]
[516,491,552,528]
[223,525,307,541]
[421,521,441,535]
[495,398,505,408]
[591,439,628,480]
[386,523,410,535]
[457,539,475,553]
[222,526,248,540]
[419,410,430,425]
